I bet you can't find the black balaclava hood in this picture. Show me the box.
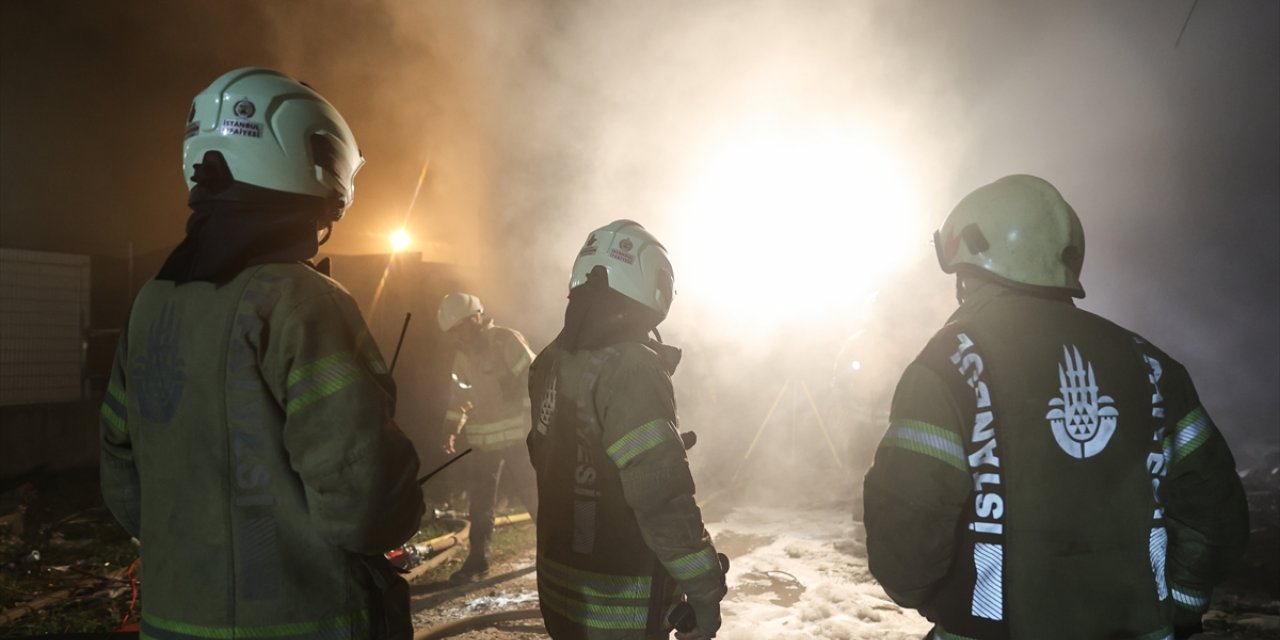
[157,152,332,285]
[555,267,662,352]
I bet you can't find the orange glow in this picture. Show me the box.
[666,116,929,333]
[389,229,411,253]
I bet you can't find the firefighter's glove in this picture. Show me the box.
[673,598,720,640]
[442,403,472,455]
[678,555,727,640]
[680,431,697,450]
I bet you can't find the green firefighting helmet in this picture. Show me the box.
[934,174,1086,297]
[183,67,364,220]
[570,220,675,321]
[437,293,484,332]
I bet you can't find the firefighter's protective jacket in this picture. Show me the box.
[864,283,1248,640]
[99,263,424,640]
[446,321,534,451]
[527,340,724,639]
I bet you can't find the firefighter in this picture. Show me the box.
[99,68,424,640]
[863,175,1249,640]
[437,292,539,582]
[528,220,727,640]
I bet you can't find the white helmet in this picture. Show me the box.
[570,220,674,321]
[438,293,484,332]
[935,174,1085,297]
[183,67,364,219]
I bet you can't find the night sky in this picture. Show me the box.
[2,1,1277,462]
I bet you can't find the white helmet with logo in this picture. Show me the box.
[935,174,1085,297]
[183,67,364,219]
[438,293,484,332]
[570,220,675,321]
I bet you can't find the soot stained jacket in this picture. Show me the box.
[445,321,535,451]
[864,283,1248,640]
[100,262,424,640]
[527,340,724,639]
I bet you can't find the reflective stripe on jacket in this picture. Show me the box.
[527,340,723,639]
[450,323,534,452]
[99,263,424,637]
[863,283,1248,640]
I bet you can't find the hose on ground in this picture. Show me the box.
[402,511,529,582]
[414,607,543,640]
[402,519,470,583]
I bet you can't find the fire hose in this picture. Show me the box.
[389,512,532,581]
[413,608,543,640]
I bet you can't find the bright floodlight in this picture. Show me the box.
[667,118,927,334]
[390,229,411,253]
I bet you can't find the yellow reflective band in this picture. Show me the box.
[606,419,675,468]
[466,415,526,436]
[538,555,652,599]
[100,380,128,435]
[664,546,718,581]
[286,352,362,415]
[537,583,649,631]
[141,609,369,639]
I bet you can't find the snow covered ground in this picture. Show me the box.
[410,506,935,638]
[710,506,932,640]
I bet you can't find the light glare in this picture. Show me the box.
[667,118,927,334]
[390,229,411,253]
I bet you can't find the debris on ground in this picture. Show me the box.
[0,470,138,635]
[2,461,1277,638]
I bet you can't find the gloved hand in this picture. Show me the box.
[678,558,726,640]
[442,403,472,455]
[673,597,720,640]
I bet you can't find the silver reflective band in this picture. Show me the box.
[1149,527,1169,601]
[1171,585,1210,611]
[971,542,1003,620]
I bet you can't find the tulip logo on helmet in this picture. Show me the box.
[1046,345,1118,459]
[578,233,598,258]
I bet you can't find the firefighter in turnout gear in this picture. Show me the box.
[863,175,1249,640]
[99,68,424,640]
[528,220,727,639]
[437,292,539,583]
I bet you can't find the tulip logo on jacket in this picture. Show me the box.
[1046,345,1117,459]
[132,301,186,424]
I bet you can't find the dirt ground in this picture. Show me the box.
[408,521,542,640]
[2,469,1278,638]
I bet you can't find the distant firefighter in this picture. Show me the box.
[99,68,423,639]
[528,220,726,639]
[436,292,539,582]
[863,175,1248,640]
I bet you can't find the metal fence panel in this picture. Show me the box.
[0,248,90,406]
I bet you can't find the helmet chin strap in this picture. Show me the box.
[651,327,664,344]
[317,222,334,246]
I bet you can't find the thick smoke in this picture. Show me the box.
[2,1,1276,496]
[381,1,1280,497]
